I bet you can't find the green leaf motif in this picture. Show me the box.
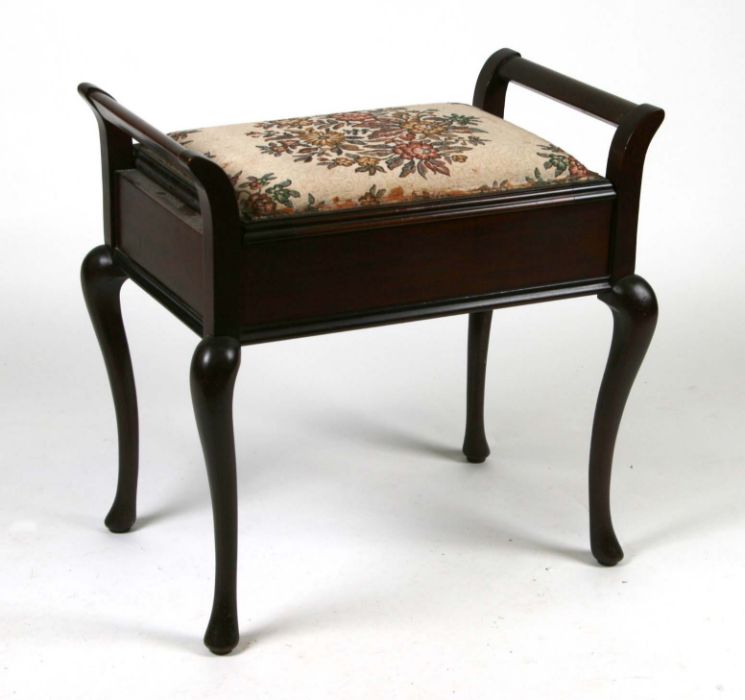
[400,160,416,178]
[386,155,404,170]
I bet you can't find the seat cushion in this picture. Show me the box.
[147,102,603,222]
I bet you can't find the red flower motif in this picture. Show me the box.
[393,141,440,161]
[568,157,590,179]
[247,193,277,216]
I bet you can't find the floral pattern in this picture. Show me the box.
[235,173,324,218]
[162,103,603,221]
[246,107,488,180]
[529,143,592,183]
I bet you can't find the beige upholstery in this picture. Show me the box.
[166,103,602,221]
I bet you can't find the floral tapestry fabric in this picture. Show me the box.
[165,103,603,222]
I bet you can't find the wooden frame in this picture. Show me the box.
[79,49,663,654]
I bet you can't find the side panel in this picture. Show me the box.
[115,170,204,316]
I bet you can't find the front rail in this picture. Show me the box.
[474,49,664,279]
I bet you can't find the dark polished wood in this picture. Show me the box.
[464,49,663,485]
[81,245,139,533]
[605,105,665,279]
[116,170,204,316]
[589,274,657,566]
[499,55,636,124]
[79,83,241,338]
[110,166,613,340]
[473,47,519,117]
[190,336,241,655]
[239,194,613,329]
[463,311,492,463]
[240,278,611,345]
[474,50,665,283]
[79,49,663,654]
[465,48,513,450]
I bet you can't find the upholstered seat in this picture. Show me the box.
[137,102,603,223]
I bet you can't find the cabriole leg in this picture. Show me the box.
[81,245,139,533]
[589,275,658,566]
[463,310,492,463]
[190,337,241,655]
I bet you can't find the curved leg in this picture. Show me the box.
[463,311,492,463]
[590,275,658,566]
[190,337,241,655]
[81,245,139,534]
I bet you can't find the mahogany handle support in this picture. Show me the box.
[78,83,241,337]
[474,49,664,280]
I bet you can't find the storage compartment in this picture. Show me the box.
[239,196,613,330]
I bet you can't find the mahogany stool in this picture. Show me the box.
[79,49,663,654]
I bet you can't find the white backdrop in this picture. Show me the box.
[2,1,744,698]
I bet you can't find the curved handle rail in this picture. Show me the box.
[79,83,210,178]
[78,82,241,337]
[474,49,665,279]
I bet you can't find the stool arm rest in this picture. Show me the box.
[474,50,664,280]
[79,83,212,182]
[78,83,241,337]
[475,49,663,126]
[496,53,638,126]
